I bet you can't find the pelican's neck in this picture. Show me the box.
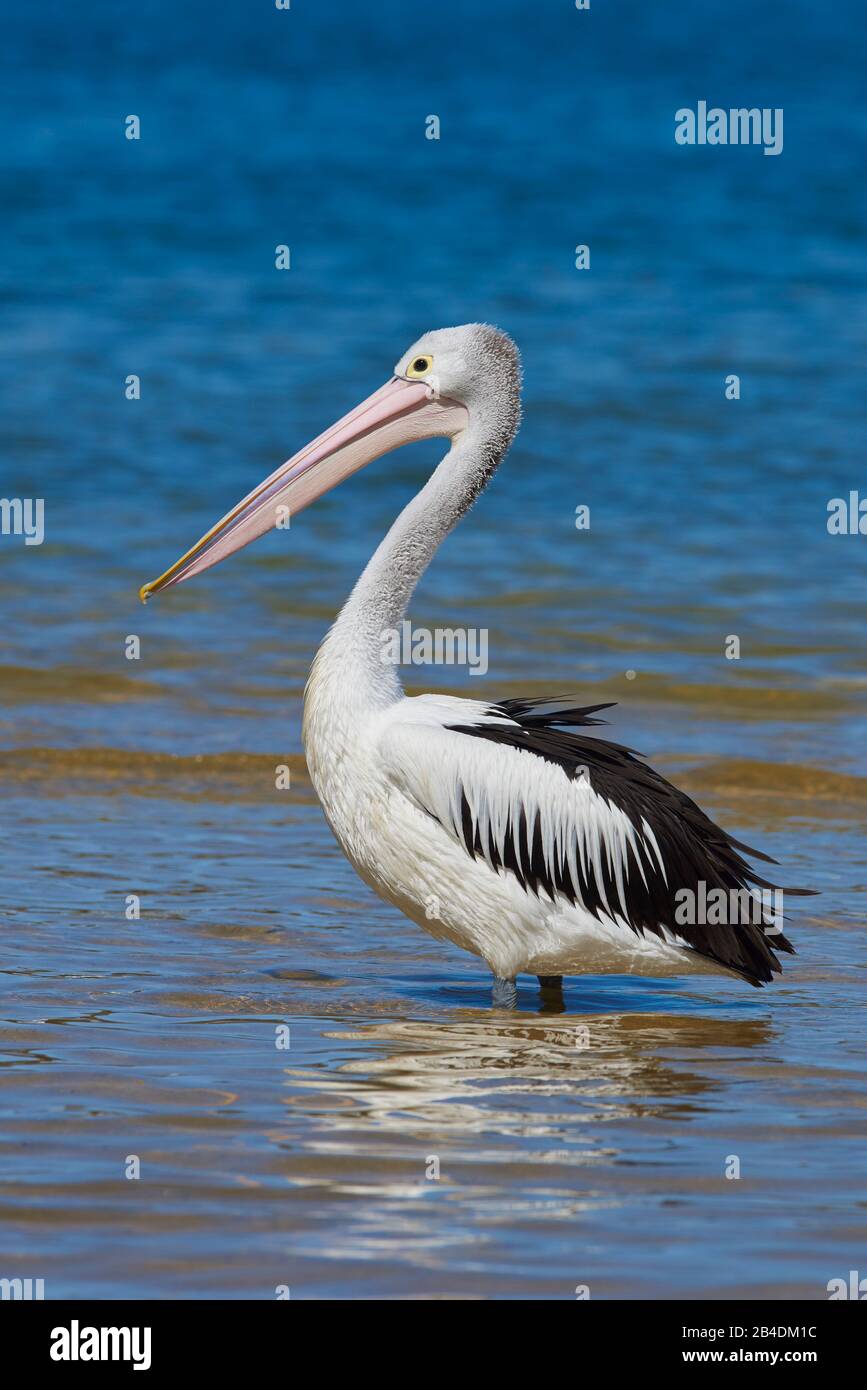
[308,423,506,718]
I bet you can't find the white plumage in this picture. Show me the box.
[305,678,710,983]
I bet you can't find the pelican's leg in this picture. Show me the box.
[537,975,563,993]
[491,976,518,1009]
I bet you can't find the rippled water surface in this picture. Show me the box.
[1,0,866,1298]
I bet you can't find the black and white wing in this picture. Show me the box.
[380,694,806,986]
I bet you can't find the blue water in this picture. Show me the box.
[1,0,866,1299]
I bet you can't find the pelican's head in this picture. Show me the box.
[395,323,521,416]
[140,323,519,602]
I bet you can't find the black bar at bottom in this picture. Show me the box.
[2,1298,861,1374]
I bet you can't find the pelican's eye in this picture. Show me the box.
[406,355,433,378]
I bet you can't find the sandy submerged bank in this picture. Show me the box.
[0,746,315,801]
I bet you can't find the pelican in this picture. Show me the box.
[141,324,808,1007]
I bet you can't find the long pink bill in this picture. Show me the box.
[139,375,467,601]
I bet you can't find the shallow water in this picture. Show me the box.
[2,0,866,1298]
